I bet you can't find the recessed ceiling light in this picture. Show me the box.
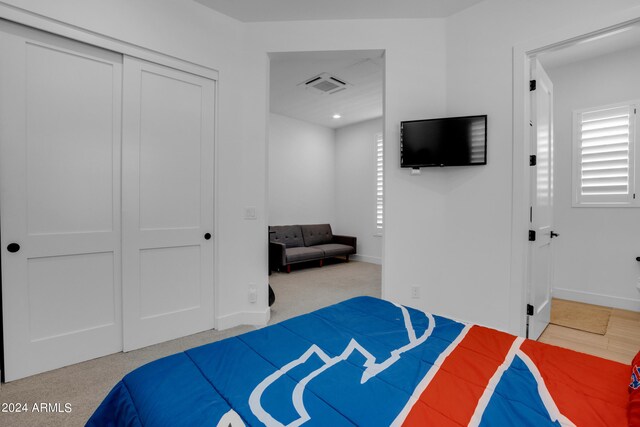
[333,114,342,119]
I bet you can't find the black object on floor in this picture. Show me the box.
[268,227,276,307]
[268,284,275,307]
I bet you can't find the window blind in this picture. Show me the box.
[579,105,631,197]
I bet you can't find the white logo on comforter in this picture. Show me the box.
[248,303,434,427]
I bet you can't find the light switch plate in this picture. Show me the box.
[244,206,257,220]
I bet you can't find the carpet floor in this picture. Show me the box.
[0,260,381,427]
[269,259,382,325]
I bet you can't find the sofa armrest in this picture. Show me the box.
[332,234,357,251]
[269,241,287,269]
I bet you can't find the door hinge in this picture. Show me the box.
[529,155,537,166]
[526,304,534,316]
[528,230,536,241]
[529,80,536,91]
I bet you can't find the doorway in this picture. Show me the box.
[267,50,385,322]
[513,16,640,340]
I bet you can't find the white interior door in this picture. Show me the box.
[0,21,123,381]
[122,57,215,351]
[527,59,554,340]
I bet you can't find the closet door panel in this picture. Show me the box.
[27,253,116,341]
[26,41,116,235]
[0,21,123,381]
[138,71,202,230]
[139,246,201,319]
[122,57,215,351]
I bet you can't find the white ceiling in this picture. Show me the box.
[538,24,640,70]
[270,50,384,129]
[195,0,486,22]
[201,1,640,130]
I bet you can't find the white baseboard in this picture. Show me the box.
[216,308,270,330]
[352,254,382,265]
[553,287,640,312]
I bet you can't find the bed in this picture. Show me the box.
[87,296,633,426]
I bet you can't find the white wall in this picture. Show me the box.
[335,117,383,264]
[269,113,383,264]
[247,2,640,335]
[246,18,449,313]
[269,113,336,225]
[545,47,640,310]
[445,0,640,332]
[0,0,270,327]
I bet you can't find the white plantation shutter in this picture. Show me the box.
[574,103,637,206]
[375,133,384,233]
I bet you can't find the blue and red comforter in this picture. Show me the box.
[88,296,629,426]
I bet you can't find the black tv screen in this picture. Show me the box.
[400,115,487,167]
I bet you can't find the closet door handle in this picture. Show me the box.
[7,243,20,253]
[204,233,212,240]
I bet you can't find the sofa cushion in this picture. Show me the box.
[314,243,355,257]
[301,224,333,246]
[285,246,324,263]
[270,225,304,248]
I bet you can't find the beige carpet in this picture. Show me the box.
[269,259,381,325]
[0,260,381,427]
[550,298,612,335]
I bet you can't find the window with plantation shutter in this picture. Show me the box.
[573,103,637,206]
[375,133,384,234]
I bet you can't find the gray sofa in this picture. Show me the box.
[269,224,356,272]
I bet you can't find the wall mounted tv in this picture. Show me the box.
[400,115,487,168]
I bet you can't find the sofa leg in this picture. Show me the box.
[319,259,324,267]
[346,255,350,263]
[287,264,291,273]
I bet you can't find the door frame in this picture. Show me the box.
[0,6,220,380]
[510,8,640,337]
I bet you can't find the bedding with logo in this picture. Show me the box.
[87,296,632,426]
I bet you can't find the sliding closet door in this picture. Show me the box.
[122,57,215,351]
[0,21,123,381]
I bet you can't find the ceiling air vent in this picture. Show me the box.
[299,72,350,95]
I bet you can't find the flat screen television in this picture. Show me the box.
[400,115,487,167]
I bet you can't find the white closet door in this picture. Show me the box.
[122,57,215,351]
[0,21,123,381]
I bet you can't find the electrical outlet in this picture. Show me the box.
[411,286,420,299]
[249,287,257,303]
